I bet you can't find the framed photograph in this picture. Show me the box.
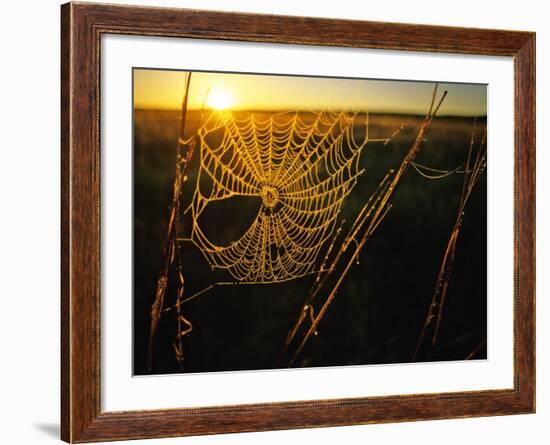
[61,2,535,442]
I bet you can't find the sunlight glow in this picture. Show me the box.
[207,89,234,110]
[133,69,487,116]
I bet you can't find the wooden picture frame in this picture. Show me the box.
[61,2,535,442]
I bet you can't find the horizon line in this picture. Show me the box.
[133,107,487,118]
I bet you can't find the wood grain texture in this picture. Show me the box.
[60,2,536,442]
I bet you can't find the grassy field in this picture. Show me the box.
[133,109,487,375]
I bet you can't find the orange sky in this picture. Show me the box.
[133,68,487,116]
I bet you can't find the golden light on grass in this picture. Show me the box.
[207,88,234,110]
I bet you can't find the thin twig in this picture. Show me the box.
[465,339,486,360]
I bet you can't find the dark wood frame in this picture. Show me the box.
[61,1,536,442]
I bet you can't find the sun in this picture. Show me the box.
[207,89,234,110]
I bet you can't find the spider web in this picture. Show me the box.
[186,109,371,283]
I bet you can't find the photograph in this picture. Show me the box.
[133,68,488,375]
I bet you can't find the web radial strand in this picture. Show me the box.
[190,109,369,283]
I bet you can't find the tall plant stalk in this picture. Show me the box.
[413,121,487,361]
[147,73,194,372]
[282,84,448,366]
